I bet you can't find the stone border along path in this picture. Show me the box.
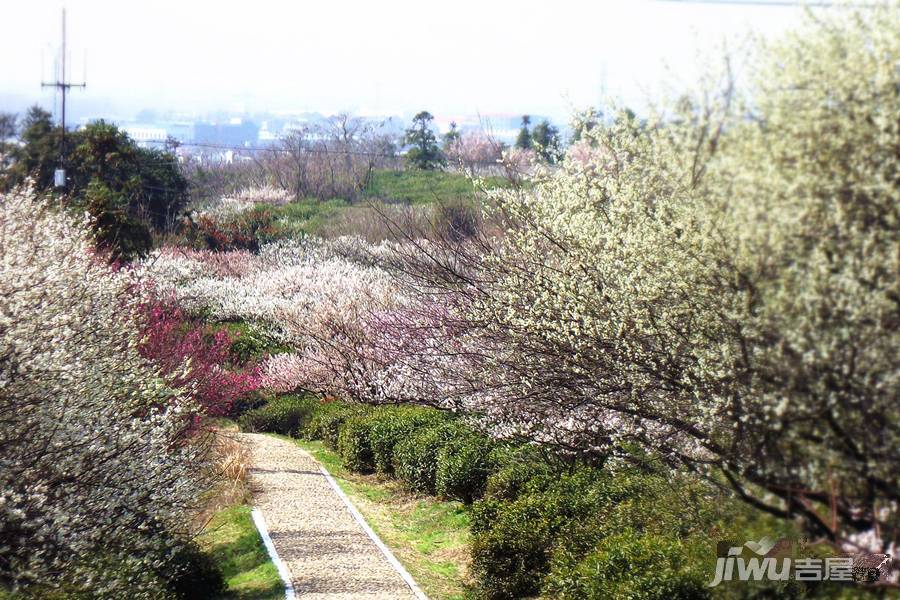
[237,432,427,599]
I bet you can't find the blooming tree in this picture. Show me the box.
[0,187,211,596]
[446,131,503,175]
[138,297,261,417]
[401,6,900,548]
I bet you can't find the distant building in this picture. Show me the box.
[193,119,259,147]
[122,124,167,145]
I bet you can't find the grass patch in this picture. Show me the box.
[365,169,502,205]
[197,505,283,600]
[264,198,349,237]
[291,438,472,600]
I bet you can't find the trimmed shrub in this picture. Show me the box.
[435,431,496,503]
[392,422,463,494]
[369,406,448,476]
[238,395,318,436]
[542,530,709,600]
[337,414,378,473]
[305,402,369,449]
[482,445,557,501]
[470,469,607,599]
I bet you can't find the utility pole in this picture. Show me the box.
[42,8,86,189]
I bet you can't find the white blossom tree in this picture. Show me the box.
[0,187,212,596]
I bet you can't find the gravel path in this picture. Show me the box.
[238,432,418,599]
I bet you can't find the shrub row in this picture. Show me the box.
[238,397,495,501]
[238,395,319,437]
[239,397,803,599]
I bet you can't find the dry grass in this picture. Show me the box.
[195,421,251,527]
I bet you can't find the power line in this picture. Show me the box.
[143,139,404,159]
[140,139,505,168]
[41,8,85,190]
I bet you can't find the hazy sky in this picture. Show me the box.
[0,0,810,122]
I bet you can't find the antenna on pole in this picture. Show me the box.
[41,8,86,190]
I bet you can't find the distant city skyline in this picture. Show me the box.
[1,0,814,125]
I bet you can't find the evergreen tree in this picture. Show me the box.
[442,121,461,152]
[3,108,188,260]
[515,115,532,150]
[531,119,560,163]
[5,106,59,190]
[404,111,445,170]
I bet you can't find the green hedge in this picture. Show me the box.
[336,414,378,473]
[435,432,496,503]
[237,396,805,600]
[305,402,369,449]
[392,422,465,494]
[470,469,613,599]
[543,529,709,600]
[369,405,448,475]
[237,395,318,436]
[482,445,557,501]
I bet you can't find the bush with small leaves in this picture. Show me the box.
[305,401,369,449]
[337,414,378,473]
[435,431,496,503]
[392,422,464,494]
[369,405,449,476]
[542,530,709,600]
[238,395,319,436]
[482,445,558,502]
[470,469,608,599]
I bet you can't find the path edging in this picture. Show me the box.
[250,507,296,600]
[316,462,430,600]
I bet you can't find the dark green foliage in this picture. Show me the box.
[515,115,532,150]
[435,432,496,503]
[470,469,612,599]
[337,414,378,473]
[83,180,153,261]
[305,402,369,449]
[228,332,269,365]
[163,540,226,600]
[4,106,59,190]
[469,466,723,599]
[226,390,270,419]
[392,422,464,494]
[68,121,188,231]
[369,405,449,475]
[0,112,16,139]
[543,530,709,600]
[210,320,292,364]
[404,111,445,170]
[4,110,188,259]
[238,395,319,436]
[482,445,557,501]
[0,112,18,173]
